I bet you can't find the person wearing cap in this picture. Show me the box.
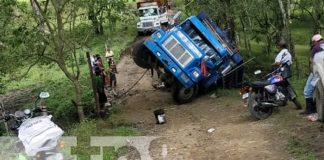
[300,34,324,115]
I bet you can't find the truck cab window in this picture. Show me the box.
[139,8,158,17]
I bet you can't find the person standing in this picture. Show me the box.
[94,67,110,108]
[272,40,292,67]
[300,34,324,115]
[108,61,118,88]
[272,39,294,80]
[105,48,114,67]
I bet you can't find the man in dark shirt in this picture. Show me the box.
[300,34,324,115]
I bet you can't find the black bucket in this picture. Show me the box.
[154,109,166,124]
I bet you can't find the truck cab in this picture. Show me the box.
[133,12,243,103]
[136,1,168,34]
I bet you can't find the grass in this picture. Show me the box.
[67,118,139,160]
[287,137,317,160]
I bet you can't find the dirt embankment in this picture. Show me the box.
[0,88,36,112]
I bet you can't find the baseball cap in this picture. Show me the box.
[312,34,323,42]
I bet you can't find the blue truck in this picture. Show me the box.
[133,12,244,104]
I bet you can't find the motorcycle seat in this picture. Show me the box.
[251,81,270,87]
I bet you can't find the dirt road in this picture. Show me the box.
[114,53,293,159]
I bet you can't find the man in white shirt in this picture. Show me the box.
[273,40,292,67]
[272,40,293,80]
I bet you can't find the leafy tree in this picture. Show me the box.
[0,0,42,92]
[294,0,324,34]
[77,0,127,34]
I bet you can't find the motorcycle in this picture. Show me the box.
[240,65,302,120]
[0,92,64,160]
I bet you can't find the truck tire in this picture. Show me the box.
[315,81,324,121]
[137,31,144,36]
[171,82,198,104]
[133,42,152,69]
[248,92,273,120]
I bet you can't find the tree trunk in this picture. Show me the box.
[278,0,295,56]
[221,0,236,43]
[73,80,85,121]
[30,0,45,32]
[239,16,251,56]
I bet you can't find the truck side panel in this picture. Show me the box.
[187,17,228,58]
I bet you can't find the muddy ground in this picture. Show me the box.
[113,50,324,159]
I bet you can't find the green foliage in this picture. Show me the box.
[68,119,139,159]
[287,137,317,160]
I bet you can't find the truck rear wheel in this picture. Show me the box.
[171,82,198,104]
[133,42,152,69]
[315,81,324,121]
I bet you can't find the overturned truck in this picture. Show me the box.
[133,12,244,104]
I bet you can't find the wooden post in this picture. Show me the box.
[86,52,100,115]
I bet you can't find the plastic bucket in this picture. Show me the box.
[154,109,166,124]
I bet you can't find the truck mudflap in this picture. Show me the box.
[144,39,195,88]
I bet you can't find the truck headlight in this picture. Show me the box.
[192,70,200,78]
[157,52,161,57]
[171,68,177,73]
[137,22,140,27]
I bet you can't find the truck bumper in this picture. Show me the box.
[137,26,160,33]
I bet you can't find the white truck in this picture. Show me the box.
[136,0,169,35]
[313,48,324,121]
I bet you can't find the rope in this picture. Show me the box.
[222,57,255,77]
[118,69,149,97]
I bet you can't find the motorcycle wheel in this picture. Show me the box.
[248,92,273,120]
[277,99,288,107]
[277,87,288,106]
[171,82,198,104]
[315,81,324,121]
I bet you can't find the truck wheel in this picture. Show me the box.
[248,92,273,120]
[137,31,144,36]
[133,42,152,69]
[315,81,324,121]
[171,82,198,104]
